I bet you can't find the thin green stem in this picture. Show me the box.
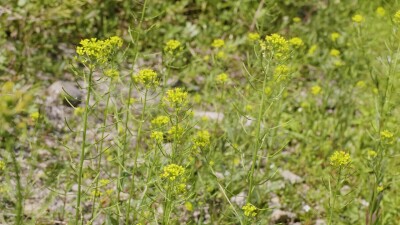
[7,139,23,225]
[75,68,93,225]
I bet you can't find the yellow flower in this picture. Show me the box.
[215,73,229,84]
[163,88,188,109]
[133,68,159,88]
[331,32,340,42]
[216,51,226,59]
[164,39,182,55]
[161,164,185,181]
[377,186,384,192]
[265,33,289,56]
[352,14,364,23]
[367,150,377,159]
[311,85,322,95]
[356,80,366,88]
[30,112,40,121]
[376,7,386,17]
[0,160,5,171]
[330,151,351,167]
[293,17,301,23]
[289,37,304,48]
[193,130,211,148]
[151,116,169,127]
[248,32,260,41]
[150,131,164,143]
[99,179,110,186]
[76,36,122,64]
[104,69,119,79]
[308,44,318,55]
[264,86,272,96]
[212,39,225,48]
[242,203,257,217]
[394,10,400,25]
[330,49,340,57]
[185,202,193,211]
[380,130,394,143]
[167,125,184,139]
[273,65,290,82]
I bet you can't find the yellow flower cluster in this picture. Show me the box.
[151,115,169,127]
[133,68,159,88]
[265,33,289,57]
[0,160,5,171]
[164,39,182,55]
[273,65,290,82]
[352,14,364,23]
[216,73,229,84]
[248,32,260,41]
[104,69,119,79]
[168,125,184,139]
[293,17,301,23]
[193,130,210,148]
[367,149,377,159]
[394,10,400,25]
[311,85,322,95]
[380,130,394,143]
[289,37,304,48]
[212,39,225,48]
[330,49,340,57]
[242,203,257,217]
[161,164,185,181]
[76,36,123,64]
[330,151,351,167]
[30,112,40,121]
[163,88,188,109]
[151,131,164,143]
[376,7,386,17]
[331,32,340,42]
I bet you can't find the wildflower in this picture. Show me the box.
[331,32,340,42]
[394,10,400,25]
[164,39,182,55]
[99,179,110,186]
[151,115,169,127]
[352,14,364,23]
[193,130,210,148]
[0,160,5,171]
[289,37,304,48]
[73,107,83,116]
[248,32,260,41]
[273,65,290,82]
[330,49,340,57]
[133,68,159,88]
[377,186,384,192]
[308,44,317,55]
[163,88,188,109]
[161,164,185,181]
[167,125,184,139]
[311,85,322,95]
[333,60,345,67]
[215,73,229,84]
[242,203,257,217]
[76,36,122,64]
[104,69,119,79]
[216,51,226,59]
[30,112,40,121]
[150,131,164,143]
[293,17,301,23]
[330,151,351,167]
[185,201,193,211]
[212,39,225,48]
[245,104,253,112]
[264,86,272,96]
[356,80,366,88]
[367,150,377,159]
[376,7,386,17]
[128,98,136,105]
[380,130,394,143]
[265,33,289,55]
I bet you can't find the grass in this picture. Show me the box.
[1,1,400,224]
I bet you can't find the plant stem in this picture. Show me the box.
[7,139,23,225]
[75,68,93,225]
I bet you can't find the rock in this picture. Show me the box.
[279,169,303,184]
[270,209,296,224]
[193,111,224,122]
[230,191,247,207]
[47,80,82,107]
[315,219,327,225]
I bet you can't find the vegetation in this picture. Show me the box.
[1,0,399,224]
